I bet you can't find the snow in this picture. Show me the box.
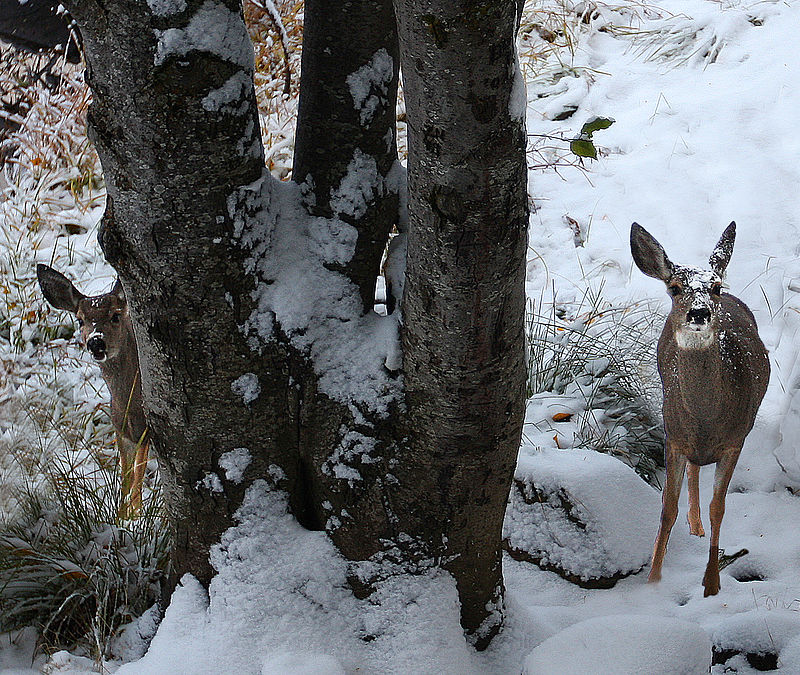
[228,175,401,421]
[198,471,224,493]
[115,482,482,675]
[346,48,394,126]
[154,1,254,68]
[146,0,186,17]
[230,372,261,404]
[506,447,660,582]
[218,447,252,483]
[711,609,800,658]
[523,615,711,675]
[201,71,252,113]
[329,149,384,219]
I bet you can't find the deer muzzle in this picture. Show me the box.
[686,307,711,328]
[87,334,107,361]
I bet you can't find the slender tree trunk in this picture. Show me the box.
[288,0,404,556]
[393,0,529,647]
[293,0,400,311]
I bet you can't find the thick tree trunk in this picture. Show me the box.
[66,0,526,653]
[293,0,400,311]
[394,0,529,647]
[63,0,297,587]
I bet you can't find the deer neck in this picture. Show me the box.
[98,323,140,401]
[670,330,724,413]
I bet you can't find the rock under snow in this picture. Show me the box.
[710,609,800,670]
[522,614,711,675]
[504,447,661,587]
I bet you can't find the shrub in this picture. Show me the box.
[526,287,665,487]
[0,452,170,661]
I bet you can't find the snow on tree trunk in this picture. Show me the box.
[393,0,529,647]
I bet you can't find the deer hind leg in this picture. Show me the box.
[687,462,705,537]
[649,448,687,583]
[703,449,741,597]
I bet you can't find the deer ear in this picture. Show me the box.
[111,278,126,302]
[36,264,85,313]
[630,223,673,282]
[709,221,736,277]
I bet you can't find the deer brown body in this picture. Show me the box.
[631,222,769,596]
[37,264,148,517]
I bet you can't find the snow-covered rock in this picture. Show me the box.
[710,609,800,670]
[505,447,661,586]
[522,614,711,675]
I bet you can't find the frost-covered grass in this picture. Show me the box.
[4,0,800,672]
[0,452,168,661]
[525,288,665,486]
[245,0,304,179]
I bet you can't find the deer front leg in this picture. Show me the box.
[649,447,687,583]
[130,438,149,516]
[117,435,136,519]
[703,448,741,597]
[687,462,705,537]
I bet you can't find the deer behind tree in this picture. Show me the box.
[630,222,770,596]
[37,263,148,517]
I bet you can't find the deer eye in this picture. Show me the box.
[77,318,84,327]
[111,313,121,324]
[668,284,682,297]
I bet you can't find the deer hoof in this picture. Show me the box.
[647,570,662,584]
[686,513,705,537]
[702,571,720,596]
[689,523,705,537]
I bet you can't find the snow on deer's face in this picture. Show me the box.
[630,221,736,350]
[665,265,723,348]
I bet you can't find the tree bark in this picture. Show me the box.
[65,0,527,652]
[293,0,400,311]
[394,0,529,647]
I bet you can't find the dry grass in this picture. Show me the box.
[245,0,304,180]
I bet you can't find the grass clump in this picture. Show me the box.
[0,454,170,661]
[526,287,665,487]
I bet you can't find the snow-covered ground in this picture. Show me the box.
[3,0,800,672]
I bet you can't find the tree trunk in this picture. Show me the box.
[293,0,400,311]
[63,0,297,587]
[394,0,529,647]
[65,0,528,652]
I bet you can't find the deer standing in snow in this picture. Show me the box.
[630,222,769,596]
[37,264,148,518]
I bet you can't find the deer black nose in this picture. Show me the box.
[87,335,106,358]
[687,308,711,324]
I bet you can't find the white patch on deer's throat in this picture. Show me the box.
[676,325,715,349]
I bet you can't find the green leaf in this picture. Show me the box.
[570,138,597,159]
[580,116,615,137]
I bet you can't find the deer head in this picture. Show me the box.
[37,263,130,363]
[630,222,736,349]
